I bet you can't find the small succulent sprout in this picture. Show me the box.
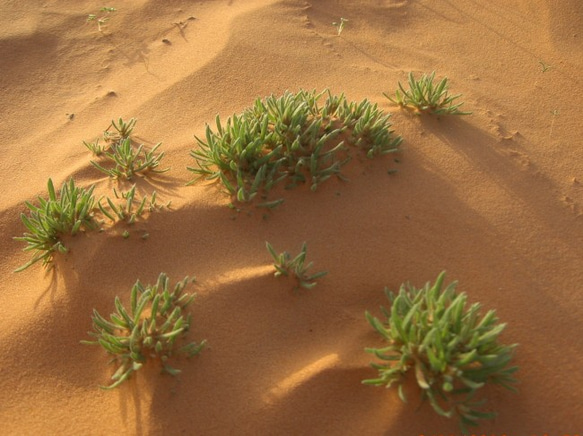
[82,273,206,389]
[87,7,116,32]
[332,17,348,36]
[83,138,106,156]
[107,117,137,143]
[385,71,471,116]
[363,271,518,432]
[98,185,165,225]
[90,138,168,180]
[84,117,169,180]
[189,89,401,206]
[266,241,328,289]
[14,178,99,272]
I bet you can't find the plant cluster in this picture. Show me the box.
[189,89,401,206]
[385,71,471,116]
[85,118,168,180]
[15,177,172,270]
[363,272,518,430]
[98,185,170,225]
[266,241,327,289]
[82,273,206,389]
[14,179,98,272]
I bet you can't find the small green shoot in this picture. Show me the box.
[539,61,552,73]
[333,18,348,36]
[98,185,169,225]
[266,241,328,289]
[363,271,518,432]
[87,7,116,32]
[104,117,137,144]
[14,178,98,272]
[385,71,471,116]
[83,138,106,156]
[549,109,560,137]
[82,273,206,389]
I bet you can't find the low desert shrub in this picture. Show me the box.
[189,89,402,206]
[82,273,206,389]
[266,241,327,289]
[363,271,517,431]
[385,72,471,116]
[14,178,98,272]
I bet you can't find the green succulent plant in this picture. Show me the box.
[98,185,170,225]
[189,89,401,206]
[85,117,169,180]
[82,273,206,389]
[106,117,137,142]
[14,178,98,272]
[266,241,328,289]
[90,138,168,180]
[363,271,518,431]
[385,71,471,116]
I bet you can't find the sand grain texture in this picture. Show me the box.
[1,0,582,434]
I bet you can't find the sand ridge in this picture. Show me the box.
[1,0,582,434]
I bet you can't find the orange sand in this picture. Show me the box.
[1,1,582,434]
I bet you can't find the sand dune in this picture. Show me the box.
[1,0,582,434]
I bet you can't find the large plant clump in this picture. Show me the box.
[189,89,402,206]
[14,178,99,272]
[363,271,518,431]
[82,273,206,389]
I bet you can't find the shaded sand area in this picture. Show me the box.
[1,0,582,434]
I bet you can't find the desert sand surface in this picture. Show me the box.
[1,0,582,435]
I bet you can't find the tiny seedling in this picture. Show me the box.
[14,178,98,272]
[332,18,348,36]
[98,185,170,225]
[82,273,206,389]
[363,272,518,431]
[266,241,328,289]
[87,7,116,32]
[84,117,136,157]
[105,117,137,144]
[83,138,106,156]
[385,71,471,116]
[549,109,560,137]
[539,60,552,73]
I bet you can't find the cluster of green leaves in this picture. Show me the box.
[385,71,471,116]
[14,179,98,272]
[266,241,327,289]
[189,89,401,206]
[85,118,169,180]
[98,185,169,225]
[363,271,518,431]
[82,273,206,389]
